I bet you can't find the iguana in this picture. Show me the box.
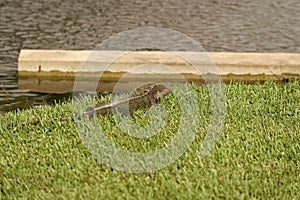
[80,82,172,118]
[9,83,172,127]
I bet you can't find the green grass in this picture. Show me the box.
[0,81,299,199]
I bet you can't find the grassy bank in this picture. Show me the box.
[0,81,299,199]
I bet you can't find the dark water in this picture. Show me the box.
[0,0,299,113]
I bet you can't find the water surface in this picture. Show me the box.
[0,0,299,112]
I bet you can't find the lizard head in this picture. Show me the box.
[150,84,172,102]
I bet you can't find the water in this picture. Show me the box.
[0,0,299,113]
